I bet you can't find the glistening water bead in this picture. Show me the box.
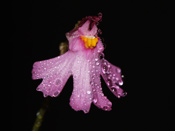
[55,79,61,85]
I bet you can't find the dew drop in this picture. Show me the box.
[99,53,104,59]
[107,79,112,86]
[93,98,98,103]
[103,106,110,111]
[36,87,41,91]
[107,64,111,68]
[122,92,127,96]
[84,110,88,113]
[55,79,61,85]
[96,62,100,66]
[44,94,48,97]
[87,91,91,94]
[117,95,121,98]
[118,80,123,86]
[102,66,107,74]
[111,86,117,92]
[112,76,116,81]
[116,68,121,73]
[116,77,119,81]
[68,71,72,74]
[107,102,112,106]
[108,74,112,79]
[54,91,59,96]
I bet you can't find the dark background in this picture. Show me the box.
[11,0,173,131]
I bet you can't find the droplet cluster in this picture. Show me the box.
[89,54,112,111]
[32,52,75,97]
[32,48,126,113]
[100,58,127,98]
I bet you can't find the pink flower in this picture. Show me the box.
[32,13,127,113]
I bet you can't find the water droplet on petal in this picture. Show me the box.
[96,62,99,66]
[108,74,112,79]
[107,79,112,86]
[54,91,59,96]
[44,94,48,97]
[68,71,72,74]
[93,89,96,92]
[102,66,108,74]
[99,53,104,59]
[116,68,121,73]
[111,86,117,92]
[107,101,112,106]
[122,92,127,96]
[93,98,98,103]
[84,110,88,113]
[87,91,91,94]
[107,64,111,68]
[103,106,111,111]
[55,79,61,85]
[36,87,41,91]
[103,106,108,110]
[90,81,94,86]
[118,80,123,86]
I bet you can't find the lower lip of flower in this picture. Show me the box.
[81,36,98,49]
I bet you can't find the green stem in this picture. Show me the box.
[32,97,50,131]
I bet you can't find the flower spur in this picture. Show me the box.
[32,13,127,113]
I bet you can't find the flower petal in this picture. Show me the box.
[33,51,75,97]
[70,53,93,113]
[100,59,127,98]
[89,56,112,111]
[32,52,71,80]
[92,87,112,111]
[78,20,90,36]
[89,24,98,36]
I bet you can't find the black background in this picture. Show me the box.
[11,0,173,131]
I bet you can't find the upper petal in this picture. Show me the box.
[78,20,90,35]
[89,24,98,36]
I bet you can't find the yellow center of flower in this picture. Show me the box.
[81,36,98,49]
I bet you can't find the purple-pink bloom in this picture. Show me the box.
[32,13,127,113]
